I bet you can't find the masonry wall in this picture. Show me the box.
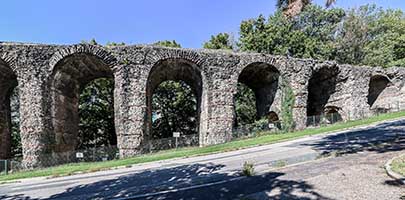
[0,42,403,168]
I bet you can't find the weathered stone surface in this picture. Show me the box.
[0,42,403,168]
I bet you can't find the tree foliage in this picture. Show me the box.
[153,40,181,48]
[78,78,116,149]
[280,78,295,132]
[152,81,197,138]
[203,33,234,50]
[234,83,257,126]
[240,5,345,60]
[240,4,405,68]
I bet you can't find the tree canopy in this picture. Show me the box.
[240,4,405,68]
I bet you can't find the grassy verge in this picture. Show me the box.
[391,154,405,176]
[1,111,405,182]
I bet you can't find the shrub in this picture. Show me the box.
[242,161,255,176]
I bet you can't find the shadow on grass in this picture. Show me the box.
[306,120,405,156]
[0,162,331,200]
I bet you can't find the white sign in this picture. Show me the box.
[76,152,84,158]
[173,132,181,138]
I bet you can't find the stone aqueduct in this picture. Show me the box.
[0,42,404,168]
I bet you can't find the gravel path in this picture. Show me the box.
[248,150,405,200]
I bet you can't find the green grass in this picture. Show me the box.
[391,154,405,176]
[1,111,405,182]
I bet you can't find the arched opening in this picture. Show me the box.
[268,111,279,122]
[267,111,281,130]
[307,67,339,125]
[367,75,390,109]
[151,80,197,139]
[234,62,280,132]
[0,60,19,160]
[146,59,202,150]
[51,54,116,162]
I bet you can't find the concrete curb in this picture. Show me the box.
[385,154,405,185]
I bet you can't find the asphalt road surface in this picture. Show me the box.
[1,119,404,200]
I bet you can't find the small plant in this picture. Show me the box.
[280,78,295,132]
[242,161,255,176]
[274,160,287,168]
[251,118,269,133]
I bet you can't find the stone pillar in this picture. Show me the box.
[0,86,13,159]
[114,64,148,157]
[283,60,312,130]
[19,76,53,168]
[347,67,370,120]
[200,71,234,146]
[292,86,308,130]
[51,72,80,158]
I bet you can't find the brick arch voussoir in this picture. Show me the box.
[145,47,206,69]
[49,44,118,75]
[0,53,18,75]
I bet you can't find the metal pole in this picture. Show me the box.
[93,131,96,161]
[5,160,8,175]
[398,101,400,112]
[175,137,178,149]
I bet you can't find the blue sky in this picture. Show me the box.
[1,0,404,48]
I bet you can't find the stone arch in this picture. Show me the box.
[0,58,18,159]
[236,62,281,122]
[49,51,116,161]
[367,75,390,108]
[307,66,340,119]
[144,47,206,68]
[267,111,280,123]
[146,58,205,142]
[49,44,117,75]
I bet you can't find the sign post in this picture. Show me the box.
[76,152,84,162]
[173,132,180,149]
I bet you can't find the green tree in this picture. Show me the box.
[81,38,98,45]
[78,78,116,149]
[363,8,405,67]
[280,79,295,132]
[335,5,379,65]
[239,5,344,60]
[203,33,234,50]
[154,40,181,48]
[106,42,126,46]
[152,81,197,138]
[233,83,257,126]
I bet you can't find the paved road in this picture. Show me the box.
[1,119,404,200]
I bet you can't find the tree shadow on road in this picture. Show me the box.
[307,120,405,156]
[0,162,332,200]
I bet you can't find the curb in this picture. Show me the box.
[385,155,405,185]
